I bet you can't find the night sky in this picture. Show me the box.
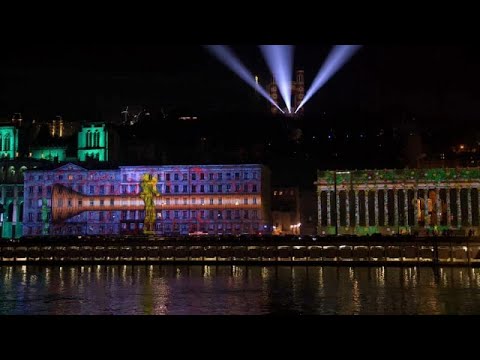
[2,45,480,125]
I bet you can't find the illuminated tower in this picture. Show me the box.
[269,79,280,115]
[77,122,119,162]
[0,124,19,159]
[293,70,305,115]
[268,69,304,117]
[49,116,64,137]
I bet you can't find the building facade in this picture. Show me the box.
[316,168,480,236]
[23,163,272,236]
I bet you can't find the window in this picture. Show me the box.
[217,185,222,192]
[183,198,188,205]
[252,184,257,192]
[174,211,179,219]
[235,210,240,219]
[28,213,33,221]
[110,198,114,206]
[200,173,205,180]
[100,185,105,195]
[226,173,231,180]
[210,198,214,205]
[68,199,72,207]
[165,185,170,193]
[166,198,170,205]
[209,185,214,193]
[58,199,63,207]
[226,184,231,192]
[235,184,240,192]
[226,210,232,220]
[182,173,187,181]
[244,198,248,205]
[100,200,104,206]
[244,184,248,192]
[174,198,179,205]
[59,175,64,181]
[209,173,214,180]
[174,173,179,181]
[90,186,94,194]
[244,172,249,180]
[38,187,43,195]
[99,212,104,221]
[29,186,33,194]
[123,174,127,182]
[183,211,188,219]
[218,198,222,205]
[235,173,240,180]
[218,173,222,180]
[68,175,73,181]
[166,173,170,181]
[183,185,188,193]
[28,199,33,207]
[200,185,204,193]
[122,185,127,194]
[129,185,136,194]
[252,210,258,219]
[110,185,115,193]
[191,211,196,218]
[274,191,277,196]
[244,210,249,219]
[201,198,205,205]
[78,200,83,207]
[192,198,196,204]
[90,200,94,206]
[209,210,214,219]
[37,213,42,221]
[218,210,223,219]
[192,185,196,193]
[253,197,257,205]
[174,185,179,193]
[200,211,205,219]
[165,211,170,219]
[192,173,196,181]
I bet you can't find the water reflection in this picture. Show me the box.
[1,265,480,315]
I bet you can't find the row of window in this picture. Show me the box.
[121,183,258,194]
[120,209,259,220]
[122,171,259,182]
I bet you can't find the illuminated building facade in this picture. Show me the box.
[268,70,305,116]
[31,147,67,162]
[1,159,46,238]
[0,125,18,160]
[23,163,272,236]
[316,168,480,236]
[77,122,119,162]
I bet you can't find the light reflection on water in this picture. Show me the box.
[1,265,480,315]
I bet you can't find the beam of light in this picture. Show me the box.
[204,45,284,113]
[296,45,362,113]
[259,45,294,112]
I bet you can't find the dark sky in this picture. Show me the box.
[1,45,480,125]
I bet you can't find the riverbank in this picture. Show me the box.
[1,236,479,266]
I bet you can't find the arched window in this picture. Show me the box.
[4,134,10,151]
[94,131,99,147]
[86,131,91,148]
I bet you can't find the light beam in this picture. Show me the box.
[259,45,294,112]
[205,45,284,113]
[296,45,362,113]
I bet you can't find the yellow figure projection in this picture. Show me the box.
[140,174,159,234]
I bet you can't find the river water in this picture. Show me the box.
[1,265,480,315]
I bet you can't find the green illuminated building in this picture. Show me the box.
[31,147,67,162]
[0,125,18,160]
[77,122,119,162]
